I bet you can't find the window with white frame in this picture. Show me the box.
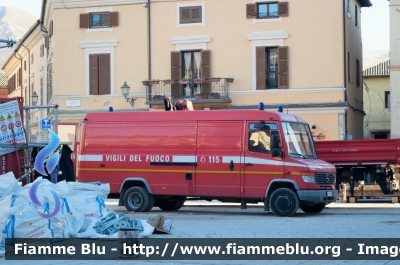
[177,2,205,28]
[79,7,118,33]
[80,39,117,95]
[247,2,288,19]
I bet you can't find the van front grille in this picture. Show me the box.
[316,173,336,184]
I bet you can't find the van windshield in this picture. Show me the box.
[282,122,316,159]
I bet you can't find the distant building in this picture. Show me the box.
[363,59,390,139]
[0,71,7,97]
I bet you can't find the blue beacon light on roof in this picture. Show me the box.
[258,102,264,110]
[278,106,283,112]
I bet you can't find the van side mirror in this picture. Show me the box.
[271,149,281,157]
[271,133,280,149]
[271,133,282,158]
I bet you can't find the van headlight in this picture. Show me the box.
[302,174,316,183]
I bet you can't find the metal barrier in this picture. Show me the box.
[144,78,232,104]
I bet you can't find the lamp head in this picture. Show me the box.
[31,91,39,105]
[121,82,130,98]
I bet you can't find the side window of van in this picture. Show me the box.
[248,123,277,155]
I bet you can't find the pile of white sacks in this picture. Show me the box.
[0,171,153,256]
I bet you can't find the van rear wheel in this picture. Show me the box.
[158,197,185,211]
[124,186,150,212]
[300,203,325,213]
[269,188,299,217]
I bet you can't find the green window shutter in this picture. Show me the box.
[89,54,99,95]
[109,12,118,27]
[278,2,289,17]
[278,46,289,89]
[256,47,266,90]
[246,4,257,18]
[191,6,202,23]
[98,54,110,95]
[201,50,211,95]
[80,13,89,28]
[171,51,181,98]
[180,7,191,24]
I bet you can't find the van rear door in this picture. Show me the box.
[244,122,284,198]
[195,121,243,197]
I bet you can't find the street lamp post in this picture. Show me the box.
[121,82,136,107]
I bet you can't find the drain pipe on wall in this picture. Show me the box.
[40,0,49,35]
[147,0,152,104]
[342,0,348,138]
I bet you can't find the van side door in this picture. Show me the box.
[196,121,243,197]
[244,122,284,198]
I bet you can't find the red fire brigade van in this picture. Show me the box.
[78,109,337,217]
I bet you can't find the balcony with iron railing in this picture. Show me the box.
[143,78,233,105]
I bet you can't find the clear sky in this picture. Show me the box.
[361,0,390,50]
[2,0,42,18]
[1,0,391,51]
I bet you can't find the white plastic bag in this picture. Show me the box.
[0,172,21,201]
[66,182,109,231]
[9,179,84,239]
[3,204,53,242]
[0,196,12,247]
[14,178,68,205]
[52,196,84,238]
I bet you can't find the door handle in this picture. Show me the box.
[229,160,234,171]
[245,163,253,166]
[100,164,105,167]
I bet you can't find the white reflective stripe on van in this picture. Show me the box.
[172,156,197,163]
[307,164,336,170]
[222,156,335,169]
[78,155,103,161]
[222,156,284,166]
[244,157,285,166]
[222,156,241,163]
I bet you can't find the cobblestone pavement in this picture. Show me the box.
[2,199,400,265]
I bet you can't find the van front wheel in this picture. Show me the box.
[269,188,299,217]
[124,186,150,212]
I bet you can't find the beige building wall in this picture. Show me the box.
[3,0,371,143]
[390,0,400,138]
[363,76,390,139]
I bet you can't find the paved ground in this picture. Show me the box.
[2,199,400,265]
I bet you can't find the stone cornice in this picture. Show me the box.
[231,87,346,94]
[247,31,289,41]
[171,35,211,45]
[80,39,119,48]
[48,0,171,9]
